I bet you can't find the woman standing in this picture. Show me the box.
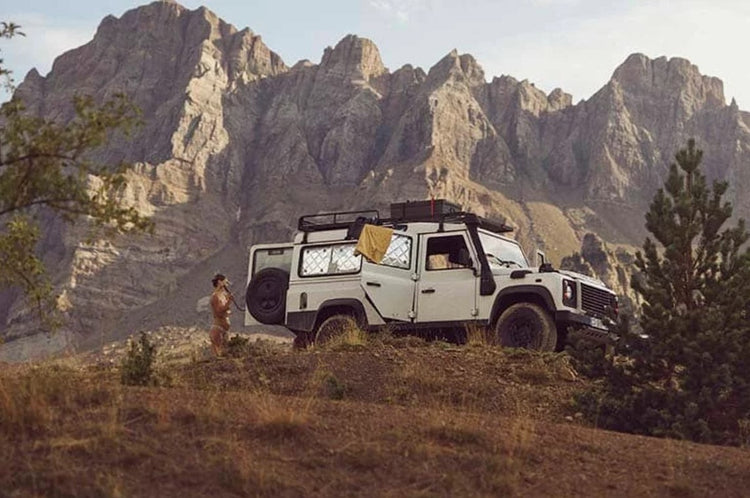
[209,273,233,356]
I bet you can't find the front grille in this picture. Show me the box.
[581,284,614,318]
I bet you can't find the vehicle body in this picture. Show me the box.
[244,200,618,350]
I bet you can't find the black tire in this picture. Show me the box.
[314,313,359,346]
[245,268,290,325]
[494,302,557,351]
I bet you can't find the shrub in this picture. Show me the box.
[226,334,250,357]
[120,332,156,386]
[323,373,346,400]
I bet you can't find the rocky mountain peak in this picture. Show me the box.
[515,79,557,116]
[389,64,426,91]
[483,75,569,118]
[95,0,188,38]
[611,53,725,110]
[547,88,572,111]
[426,50,486,89]
[320,35,387,83]
[458,53,486,86]
[50,1,286,91]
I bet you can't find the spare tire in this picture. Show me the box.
[245,268,290,325]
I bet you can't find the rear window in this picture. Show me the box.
[253,247,293,275]
[299,243,362,277]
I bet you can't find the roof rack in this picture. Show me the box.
[297,208,513,235]
[298,209,379,232]
[379,211,513,234]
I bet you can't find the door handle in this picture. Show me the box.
[421,288,435,294]
[366,281,382,287]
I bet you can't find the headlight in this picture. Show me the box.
[562,279,577,307]
[606,294,619,318]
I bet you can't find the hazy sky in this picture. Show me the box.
[1,0,748,106]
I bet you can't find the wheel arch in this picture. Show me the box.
[490,286,555,326]
[312,299,368,332]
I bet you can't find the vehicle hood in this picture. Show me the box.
[488,267,611,291]
[558,270,609,289]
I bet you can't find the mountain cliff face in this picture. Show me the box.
[3,0,750,358]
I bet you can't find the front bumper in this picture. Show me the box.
[556,311,618,345]
[556,310,609,330]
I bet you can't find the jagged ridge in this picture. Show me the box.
[3,0,750,358]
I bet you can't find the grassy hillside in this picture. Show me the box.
[2,332,749,497]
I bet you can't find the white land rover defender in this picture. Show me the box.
[244,200,617,350]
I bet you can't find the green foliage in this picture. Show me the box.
[0,216,55,322]
[564,337,610,380]
[0,24,153,324]
[225,334,250,357]
[0,22,23,92]
[576,139,750,445]
[323,373,346,400]
[120,333,157,386]
[0,95,152,232]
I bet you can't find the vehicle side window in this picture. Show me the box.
[300,243,362,276]
[425,235,471,271]
[379,234,412,270]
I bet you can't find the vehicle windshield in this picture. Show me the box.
[479,231,528,268]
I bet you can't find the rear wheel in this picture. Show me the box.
[494,302,556,351]
[314,314,359,346]
[245,268,289,324]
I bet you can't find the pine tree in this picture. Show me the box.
[578,139,750,445]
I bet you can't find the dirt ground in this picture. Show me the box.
[1,330,749,497]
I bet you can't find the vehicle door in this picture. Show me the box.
[416,232,478,322]
[360,232,416,321]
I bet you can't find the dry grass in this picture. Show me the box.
[317,324,369,351]
[0,365,116,438]
[497,412,537,493]
[371,329,430,348]
[661,438,701,498]
[465,323,492,347]
[3,342,750,497]
[250,392,312,441]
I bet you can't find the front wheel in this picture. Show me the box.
[494,303,557,351]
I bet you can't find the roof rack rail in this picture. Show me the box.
[298,209,380,232]
[297,206,513,235]
[379,212,513,234]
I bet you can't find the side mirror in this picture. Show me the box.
[536,250,546,266]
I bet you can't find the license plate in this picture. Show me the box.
[590,317,605,329]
